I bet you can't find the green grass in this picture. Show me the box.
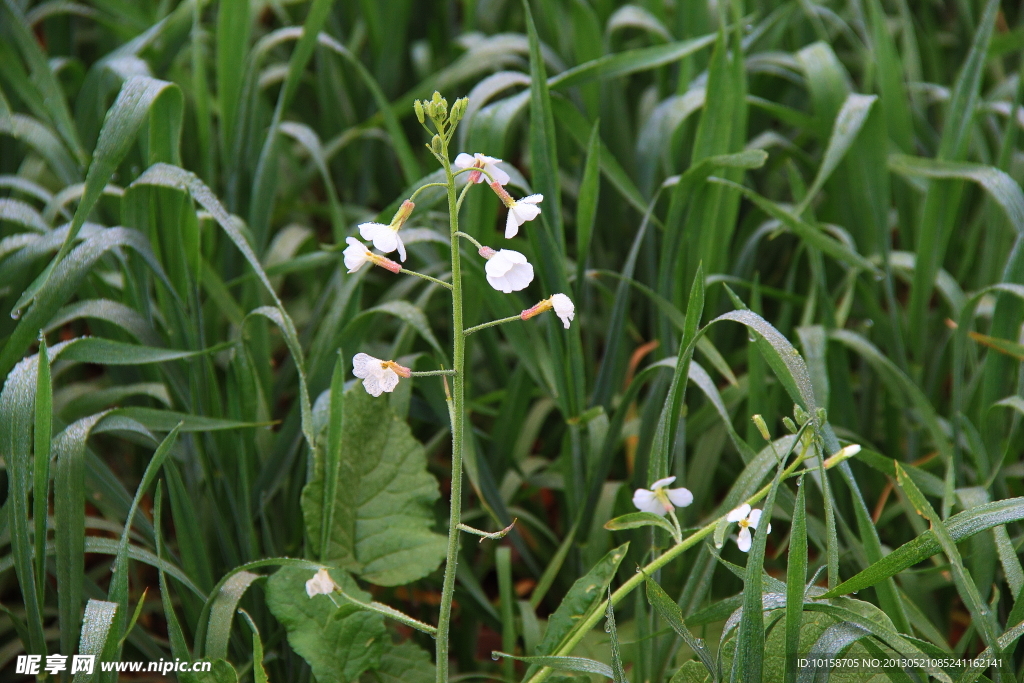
[3,0,1024,681]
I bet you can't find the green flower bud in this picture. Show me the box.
[793,404,809,425]
[414,100,425,124]
[430,134,442,154]
[751,414,771,442]
[782,416,798,433]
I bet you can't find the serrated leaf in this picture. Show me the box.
[302,385,446,586]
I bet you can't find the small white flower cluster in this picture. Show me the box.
[630,479,772,553]
[344,148,576,399]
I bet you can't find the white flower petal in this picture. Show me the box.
[502,261,534,291]
[632,488,664,515]
[727,504,751,523]
[484,250,533,292]
[396,234,407,262]
[361,374,385,397]
[505,210,519,239]
[454,153,475,170]
[550,293,574,329]
[737,527,752,552]
[360,223,399,254]
[487,164,511,186]
[510,202,542,226]
[343,237,369,273]
[765,523,772,534]
[650,476,676,490]
[747,509,763,529]
[666,487,693,508]
[520,194,543,205]
[476,153,502,165]
[378,368,400,393]
[352,352,378,378]
[305,568,335,597]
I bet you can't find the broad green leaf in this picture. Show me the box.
[265,566,386,683]
[302,385,447,586]
[372,641,436,683]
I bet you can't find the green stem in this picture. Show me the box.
[454,231,484,250]
[410,369,456,377]
[409,182,449,201]
[463,315,522,336]
[522,447,815,683]
[455,180,474,214]
[399,267,453,290]
[436,135,464,683]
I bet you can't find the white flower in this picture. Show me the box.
[505,194,543,238]
[484,249,534,293]
[352,353,410,397]
[342,237,401,275]
[550,293,574,329]
[726,503,772,553]
[358,222,407,262]
[632,476,694,517]
[343,237,371,273]
[305,568,335,598]
[454,152,510,185]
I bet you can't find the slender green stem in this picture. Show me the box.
[463,315,521,336]
[410,369,456,377]
[455,180,474,214]
[436,131,465,683]
[409,182,449,201]
[522,447,816,683]
[454,231,484,250]
[399,267,453,290]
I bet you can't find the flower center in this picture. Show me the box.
[738,518,750,528]
[654,488,672,511]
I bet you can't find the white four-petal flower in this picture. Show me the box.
[358,222,407,262]
[454,152,511,185]
[726,503,772,553]
[305,567,335,598]
[505,194,543,238]
[550,293,574,329]
[352,352,409,397]
[484,249,534,293]
[632,476,694,517]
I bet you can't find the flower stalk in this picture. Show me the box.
[435,109,464,683]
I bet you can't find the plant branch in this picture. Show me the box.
[399,267,453,290]
[454,231,484,250]
[463,315,522,336]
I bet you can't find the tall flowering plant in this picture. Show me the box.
[303,92,574,681]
